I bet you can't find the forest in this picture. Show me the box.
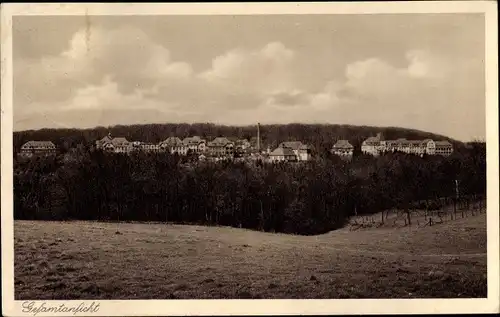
[13,135,486,235]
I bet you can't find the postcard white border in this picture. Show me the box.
[1,2,499,316]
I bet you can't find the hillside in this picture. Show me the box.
[13,123,464,153]
[14,212,486,299]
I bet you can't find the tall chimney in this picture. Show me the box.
[257,123,261,152]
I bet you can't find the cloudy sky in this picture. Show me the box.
[13,14,485,141]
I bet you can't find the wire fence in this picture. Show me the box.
[348,195,486,231]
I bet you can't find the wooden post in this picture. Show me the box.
[453,198,457,219]
[429,217,432,226]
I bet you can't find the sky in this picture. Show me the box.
[13,14,485,141]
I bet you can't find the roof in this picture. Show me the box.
[110,137,130,145]
[384,139,438,147]
[98,135,113,143]
[22,141,56,148]
[209,137,232,146]
[333,140,353,149]
[435,140,452,146]
[407,140,425,147]
[236,139,251,145]
[269,147,296,156]
[183,136,205,145]
[162,137,183,146]
[363,136,380,145]
[279,141,304,150]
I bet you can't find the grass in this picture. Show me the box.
[14,212,486,299]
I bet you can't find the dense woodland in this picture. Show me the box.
[13,124,486,235]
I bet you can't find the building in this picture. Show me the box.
[361,133,384,156]
[96,133,132,153]
[421,139,436,155]
[140,143,161,153]
[208,137,234,158]
[278,141,312,161]
[103,137,132,153]
[434,141,453,156]
[20,141,57,157]
[95,134,113,150]
[159,137,188,155]
[236,139,252,151]
[234,139,252,158]
[362,133,452,157]
[269,146,297,162]
[382,138,437,156]
[183,136,207,154]
[331,140,354,157]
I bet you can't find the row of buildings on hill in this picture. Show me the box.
[95,133,313,162]
[96,134,249,157]
[330,133,454,158]
[17,132,453,161]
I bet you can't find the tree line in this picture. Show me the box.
[13,142,485,235]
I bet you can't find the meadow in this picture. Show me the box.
[14,212,486,299]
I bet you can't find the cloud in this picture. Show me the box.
[14,24,483,141]
[14,25,193,109]
[264,90,311,107]
[250,48,483,141]
[406,49,449,79]
[199,42,296,94]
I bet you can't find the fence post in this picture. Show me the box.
[429,217,432,226]
[453,198,457,219]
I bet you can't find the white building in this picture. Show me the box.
[278,141,312,161]
[362,133,452,157]
[361,133,384,156]
[183,136,207,153]
[97,135,132,154]
[434,141,453,156]
[332,140,354,158]
[208,137,234,158]
[160,137,188,155]
[20,141,57,157]
[269,146,297,162]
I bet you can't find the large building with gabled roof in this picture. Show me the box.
[278,141,312,161]
[269,146,297,162]
[208,137,234,157]
[20,141,57,157]
[332,140,354,157]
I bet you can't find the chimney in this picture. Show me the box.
[257,123,261,152]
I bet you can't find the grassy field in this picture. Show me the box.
[14,213,487,299]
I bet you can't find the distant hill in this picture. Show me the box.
[13,123,464,154]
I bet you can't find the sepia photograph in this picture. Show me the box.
[1,2,499,316]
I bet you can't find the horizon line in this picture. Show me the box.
[11,122,484,143]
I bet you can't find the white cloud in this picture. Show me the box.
[405,49,449,79]
[14,26,483,141]
[199,42,296,94]
[66,76,159,111]
[15,25,194,108]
